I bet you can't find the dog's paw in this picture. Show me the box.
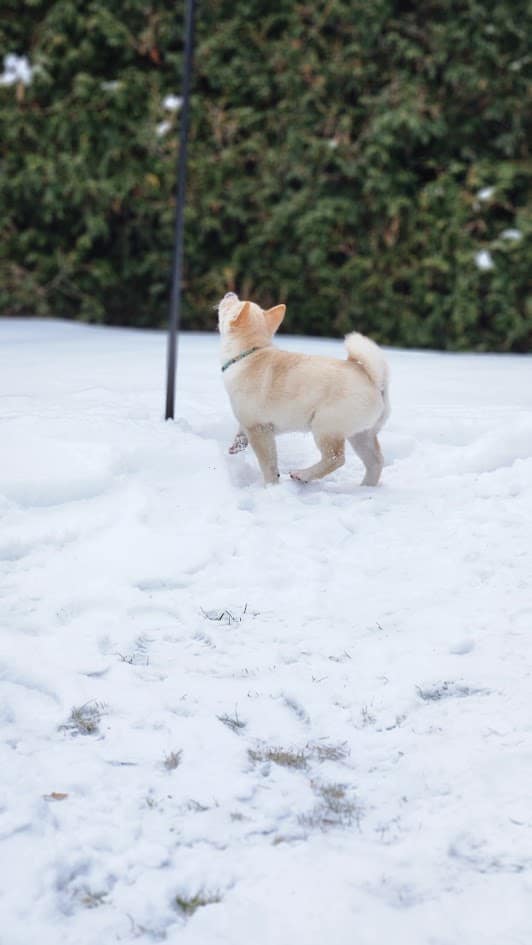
[228,433,248,454]
[290,470,308,483]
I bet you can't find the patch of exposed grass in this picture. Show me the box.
[301,781,362,831]
[362,705,377,726]
[309,741,349,762]
[80,889,108,909]
[417,681,486,702]
[201,604,248,625]
[59,701,106,736]
[248,740,349,771]
[328,650,352,663]
[248,747,309,769]
[175,890,221,916]
[218,711,246,734]
[187,799,209,812]
[272,832,303,845]
[116,635,151,666]
[163,750,182,771]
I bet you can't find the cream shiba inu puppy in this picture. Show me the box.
[218,292,389,486]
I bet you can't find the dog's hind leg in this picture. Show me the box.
[349,430,383,486]
[247,424,279,485]
[290,434,345,482]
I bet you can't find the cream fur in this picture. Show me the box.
[218,293,390,486]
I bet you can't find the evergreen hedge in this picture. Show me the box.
[1,0,531,349]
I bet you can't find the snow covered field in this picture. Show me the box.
[1,318,532,945]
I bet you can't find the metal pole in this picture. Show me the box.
[165,0,196,420]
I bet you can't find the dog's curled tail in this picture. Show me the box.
[344,332,389,393]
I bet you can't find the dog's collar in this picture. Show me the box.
[221,346,263,373]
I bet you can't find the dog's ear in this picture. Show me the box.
[264,304,286,336]
[230,300,251,326]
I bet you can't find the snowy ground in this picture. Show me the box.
[1,319,532,945]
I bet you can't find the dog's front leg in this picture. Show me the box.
[228,428,248,454]
[246,424,279,485]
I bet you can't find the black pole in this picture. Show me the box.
[165,0,196,420]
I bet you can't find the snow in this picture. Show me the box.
[1,319,532,945]
[163,95,183,111]
[475,249,494,271]
[500,228,522,242]
[0,53,33,86]
[477,186,495,202]
[156,120,172,137]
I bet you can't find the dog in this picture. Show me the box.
[218,292,389,486]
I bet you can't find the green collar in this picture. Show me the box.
[221,346,263,373]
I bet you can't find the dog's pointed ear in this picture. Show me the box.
[264,304,286,335]
[230,300,251,325]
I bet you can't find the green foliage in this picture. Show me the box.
[1,0,531,349]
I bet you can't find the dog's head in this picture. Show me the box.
[217,292,286,339]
